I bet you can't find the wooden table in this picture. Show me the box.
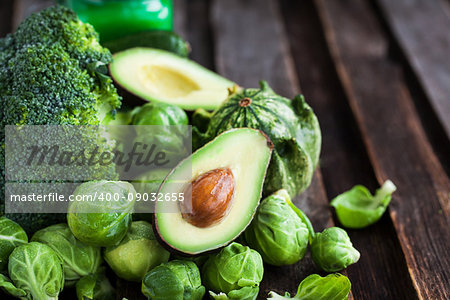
[1,0,449,299]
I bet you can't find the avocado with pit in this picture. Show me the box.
[109,48,235,110]
[154,128,273,255]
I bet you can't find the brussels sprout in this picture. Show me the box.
[202,242,263,300]
[76,273,115,300]
[142,260,205,300]
[244,190,309,266]
[268,273,351,300]
[311,227,360,272]
[67,180,136,247]
[7,242,64,299]
[104,221,170,282]
[0,217,28,271]
[132,130,188,169]
[31,223,102,286]
[131,102,190,169]
[331,180,396,229]
[132,168,172,222]
[132,102,189,128]
[107,107,141,151]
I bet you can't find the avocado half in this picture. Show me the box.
[154,128,273,255]
[109,48,235,110]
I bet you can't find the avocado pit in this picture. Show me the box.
[181,168,235,228]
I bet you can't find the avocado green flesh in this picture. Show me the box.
[155,129,273,255]
[110,48,234,110]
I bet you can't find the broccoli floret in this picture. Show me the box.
[13,5,111,68]
[3,43,97,125]
[0,5,122,230]
[1,5,121,126]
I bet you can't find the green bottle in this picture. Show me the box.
[58,0,173,42]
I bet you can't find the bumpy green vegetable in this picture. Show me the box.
[76,273,114,300]
[31,223,102,286]
[244,190,309,266]
[268,273,351,300]
[311,227,360,272]
[0,217,28,271]
[202,242,263,300]
[7,242,64,299]
[193,81,321,197]
[331,180,396,229]
[142,260,205,300]
[67,180,136,247]
[104,221,170,282]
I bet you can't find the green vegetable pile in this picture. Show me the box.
[0,4,398,300]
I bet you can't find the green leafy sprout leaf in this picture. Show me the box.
[330,180,397,229]
[268,273,351,300]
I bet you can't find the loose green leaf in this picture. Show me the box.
[311,227,360,272]
[331,180,397,229]
[268,273,351,300]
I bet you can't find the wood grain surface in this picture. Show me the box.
[1,0,449,299]
[376,0,450,141]
[316,0,450,298]
[280,1,418,299]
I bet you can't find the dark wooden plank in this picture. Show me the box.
[375,0,450,141]
[315,0,450,299]
[184,0,214,70]
[280,1,418,299]
[211,0,345,298]
[12,0,53,29]
[0,0,13,37]
[212,0,299,98]
[173,0,188,39]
